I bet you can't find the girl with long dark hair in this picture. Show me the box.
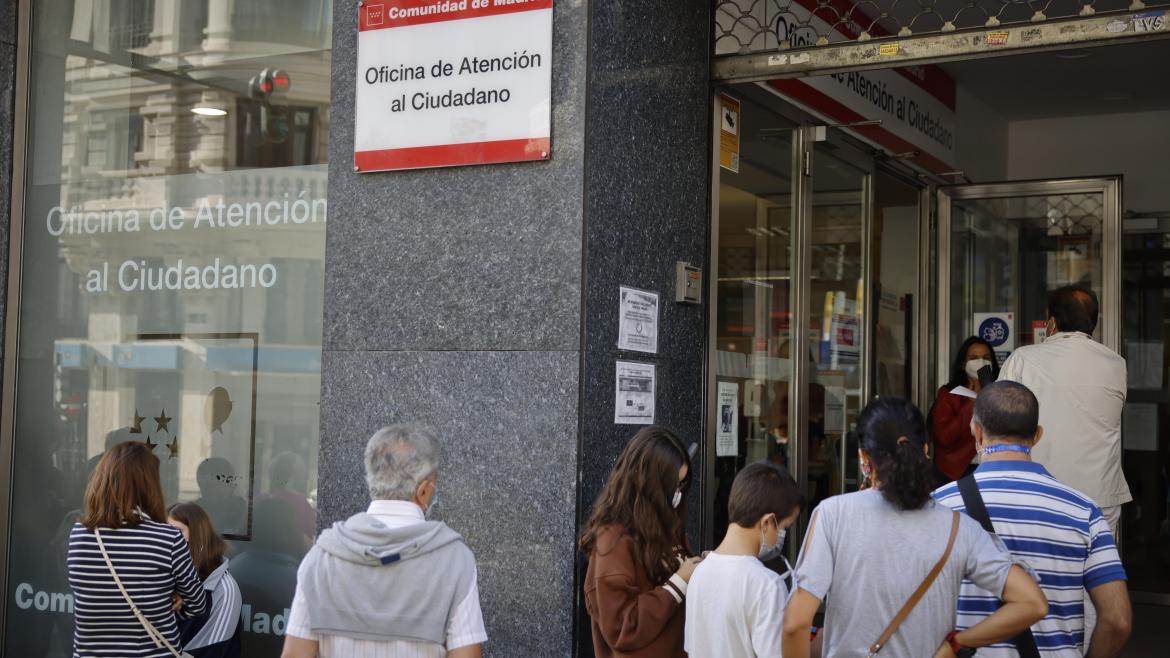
[581,426,699,658]
[931,336,1000,485]
[168,502,242,658]
[781,398,1047,658]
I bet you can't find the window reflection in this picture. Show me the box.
[710,92,796,548]
[7,2,333,656]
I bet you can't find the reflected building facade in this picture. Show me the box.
[5,2,332,655]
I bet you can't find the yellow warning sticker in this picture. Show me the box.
[879,43,901,56]
[718,95,741,173]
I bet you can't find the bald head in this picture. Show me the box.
[1047,285,1098,335]
[973,381,1040,443]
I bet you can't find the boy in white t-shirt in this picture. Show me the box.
[685,462,803,658]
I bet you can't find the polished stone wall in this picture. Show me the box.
[319,1,587,656]
[575,1,712,655]
[0,0,16,351]
[319,1,711,656]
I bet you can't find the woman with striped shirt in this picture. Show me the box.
[68,441,209,657]
[168,502,243,658]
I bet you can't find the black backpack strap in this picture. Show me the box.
[956,474,1042,658]
[957,474,994,533]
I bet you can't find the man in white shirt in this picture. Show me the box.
[998,285,1131,536]
[685,463,803,658]
[281,424,487,658]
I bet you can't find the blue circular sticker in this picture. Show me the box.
[978,317,1011,348]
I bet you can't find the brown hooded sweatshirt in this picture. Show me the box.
[583,524,686,658]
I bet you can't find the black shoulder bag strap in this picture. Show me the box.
[957,475,1041,658]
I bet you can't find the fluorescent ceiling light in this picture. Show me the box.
[191,107,227,117]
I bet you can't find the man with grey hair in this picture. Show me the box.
[282,424,487,658]
[934,382,1130,658]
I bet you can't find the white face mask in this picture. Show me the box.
[965,358,992,380]
[671,489,682,509]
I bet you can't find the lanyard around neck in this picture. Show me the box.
[980,444,1031,456]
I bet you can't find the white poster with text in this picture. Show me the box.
[354,0,553,172]
[716,382,739,457]
[618,287,659,354]
[615,361,655,425]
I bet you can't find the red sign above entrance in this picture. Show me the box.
[354,0,553,172]
[717,0,960,174]
[360,0,553,31]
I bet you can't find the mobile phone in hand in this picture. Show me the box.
[978,364,994,389]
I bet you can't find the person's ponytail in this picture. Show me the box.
[857,398,933,511]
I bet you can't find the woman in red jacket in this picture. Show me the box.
[580,426,700,658]
[930,336,999,486]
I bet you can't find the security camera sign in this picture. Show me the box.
[354,0,553,172]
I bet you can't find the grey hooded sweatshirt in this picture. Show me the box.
[297,512,477,644]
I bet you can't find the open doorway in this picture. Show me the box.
[931,39,1170,654]
[711,34,1170,654]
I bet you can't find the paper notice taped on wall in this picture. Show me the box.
[618,287,659,354]
[716,382,739,457]
[1123,403,1158,452]
[615,361,655,425]
[1127,341,1164,389]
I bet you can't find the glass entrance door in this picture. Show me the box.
[706,90,927,553]
[1120,221,1170,603]
[789,126,927,530]
[800,135,870,513]
[938,179,1121,376]
[937,177,1128,544]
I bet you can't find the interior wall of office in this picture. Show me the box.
[954,84,1170,214]
[1007,110,1170,215]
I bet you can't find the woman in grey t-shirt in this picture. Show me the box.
[781,398,1047,658]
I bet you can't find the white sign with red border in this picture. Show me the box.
[355,0,553,172]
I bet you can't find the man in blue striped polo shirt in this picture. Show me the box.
[934,381,1131,657]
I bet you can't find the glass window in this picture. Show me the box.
[1120,222,1170,597]
[709,90,796,547]
[947,192,1105,366]
[5,2,333,656]
[805,151,866,507]
[873,171,921,400]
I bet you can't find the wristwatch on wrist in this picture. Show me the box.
[946,630,976,658]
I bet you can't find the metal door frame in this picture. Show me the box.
[794,124,878,521]
[936,177,1123,389]
[0,0,34,635]
[713,11,1170,83]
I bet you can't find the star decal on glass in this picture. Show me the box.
[154,409,172,434]
[167,435,180,460]
[131,409,145,434]
[145,435,157,450]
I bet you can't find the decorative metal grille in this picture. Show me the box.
[715,0,1169,54]
[960,193,1104,235]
